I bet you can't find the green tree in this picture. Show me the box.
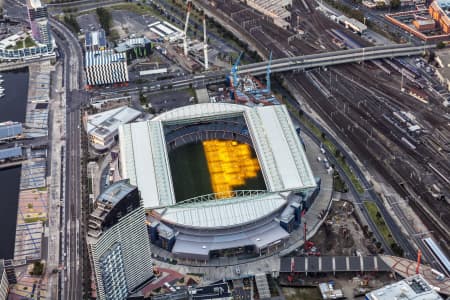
[390,0,401,9]
[437,41,446,49]
[96,7,112,35]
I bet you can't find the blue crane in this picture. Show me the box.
[231,52,243,88]
[266,51,272,93]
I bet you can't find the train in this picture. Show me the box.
[423,237,450,276]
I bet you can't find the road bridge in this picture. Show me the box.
[237,44,434,75]
[127,44,435,92]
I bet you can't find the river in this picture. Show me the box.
[0,68,29,259]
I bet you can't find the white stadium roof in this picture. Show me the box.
[119,103,316,211]
[158,193,287,228]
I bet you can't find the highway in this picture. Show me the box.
[50,17,87,300]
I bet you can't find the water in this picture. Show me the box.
[0,68,29,123]
[0,68,29,259]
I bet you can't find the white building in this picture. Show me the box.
[87,181,153,300]
[366,275,442,300]
[85,106,141,151]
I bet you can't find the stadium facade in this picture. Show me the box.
[118,103,320,261]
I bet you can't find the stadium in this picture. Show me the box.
[118,103,321,261]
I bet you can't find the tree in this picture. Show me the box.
[30,261,44,276]
[437,41,446,49]
[335,149,341,158]
[321,132,326,140]
[139,91,147,105]
[96,7,112,35]
[390,0,400,9]
[376,211,382,219]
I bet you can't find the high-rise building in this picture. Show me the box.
[87,180,153,300]
[0,260,9,300]
[26,0,53,50]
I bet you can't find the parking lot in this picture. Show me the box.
[111,10,158,39]
[76,13,101,33]
[147,89,195,113]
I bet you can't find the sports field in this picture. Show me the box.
[168,140,266,202]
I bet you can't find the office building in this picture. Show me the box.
[85,106,141,151]
[87,180,153,300]
[26,0,53,50]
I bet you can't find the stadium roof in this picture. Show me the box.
[158,192,287,228]
[119,103,316,210]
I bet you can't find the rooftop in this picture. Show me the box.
[85,30,107,49]
[114,37,150,53]
[366,275,442,300]
[88,180,137,238]
[86,106,141,140]
[85,50,126,67]
[0,147,22,160]
[158,192,287,228]
[26,0,42,9]
[97,180,136,206]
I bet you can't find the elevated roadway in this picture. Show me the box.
[237,44,434,75]
[98,44,434,96]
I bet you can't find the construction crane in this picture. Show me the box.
[183,0,193,57]
[266,51,272,93]
[203,14,208,70]
[231,52,243,88]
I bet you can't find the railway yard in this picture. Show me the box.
[194,0,450,268]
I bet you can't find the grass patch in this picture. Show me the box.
[333,170,348,193]
[37,187,47,192]
[24,217,47,223]
[364,201,395,246]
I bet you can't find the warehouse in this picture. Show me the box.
[243,0,292,29]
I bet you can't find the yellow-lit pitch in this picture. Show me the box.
[203,140,261,198]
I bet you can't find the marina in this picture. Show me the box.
[0,69,29,259]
